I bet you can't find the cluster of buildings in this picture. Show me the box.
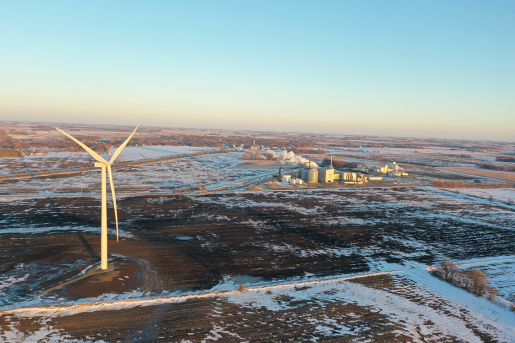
[297,163,370,185]
[281,174,304,185]
[368,162,408,177]
[18,148,45,156]
[280,160,408,185]
[224,140,266,151]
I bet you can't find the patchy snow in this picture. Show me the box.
[450,188,515,203]
[0,151,266,195]
[110,146,215,163]
[0,260,90,306]
[0,268,29,296]
[0,320,94,343]
[6,267,514,342]
[457,256,515,299]
[0,222,133,238]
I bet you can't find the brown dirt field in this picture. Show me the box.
[2,187,515,302]
[1,278,412,343]
[51,257,154,299]
[2,187,515,341]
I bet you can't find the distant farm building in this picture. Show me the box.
[369,162,408,177]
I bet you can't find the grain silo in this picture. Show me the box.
[300,168,309,181]
[308,169,318,183]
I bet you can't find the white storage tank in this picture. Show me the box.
[282,175,291,183]
[308,169,318,183]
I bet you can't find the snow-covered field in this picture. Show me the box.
[324,146,500,169]
[0,146,215,177]
[107,146,215,163]
[2,149,515,341]
[458,256,515,299]
[2,267,515,342]
[0,150,276,195]
[451,188,515,203]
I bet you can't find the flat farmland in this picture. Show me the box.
[2,187,515,341]
[443,167,515,181]
[0,151,275,195]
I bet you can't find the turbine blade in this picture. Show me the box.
[107,166,119,242]
[109,125,139,165]
[56,128,109,165]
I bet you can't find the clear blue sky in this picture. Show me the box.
[1,1,514,140]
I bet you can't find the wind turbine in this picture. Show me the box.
[56,126,139,270]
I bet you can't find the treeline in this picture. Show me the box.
[0,132,324,156]
[479,163,515,172]
[320,158,358,169]
[432,260,500,302]
[72,135,318,150]
[432,180,514,189]
[290,148,325,155]
[495,156,515,163]
[0,140,31,150]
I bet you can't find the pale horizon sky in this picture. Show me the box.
[1,1,514,140]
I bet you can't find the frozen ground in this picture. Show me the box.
[451,188,515,203]
[0,151,276,195]
[324,146,500,169]
[1,266,515,342]
[0,146,215,177]
[108,146,215,163]
[458,256,515,299]
[2,149,515,341]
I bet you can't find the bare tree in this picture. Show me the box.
[440,260,459,283]
[486,286,499,301]
[467,269,489,296]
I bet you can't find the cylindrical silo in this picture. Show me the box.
[308,169,318,183]
[301,169,309,181]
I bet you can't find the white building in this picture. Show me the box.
[318,166,335,183]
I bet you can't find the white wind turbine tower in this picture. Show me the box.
[56,126,139,270]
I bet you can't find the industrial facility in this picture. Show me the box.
[287,157,409,186]
[271,153,409,187]
[281,174,304,185]
[368,162,408,177]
